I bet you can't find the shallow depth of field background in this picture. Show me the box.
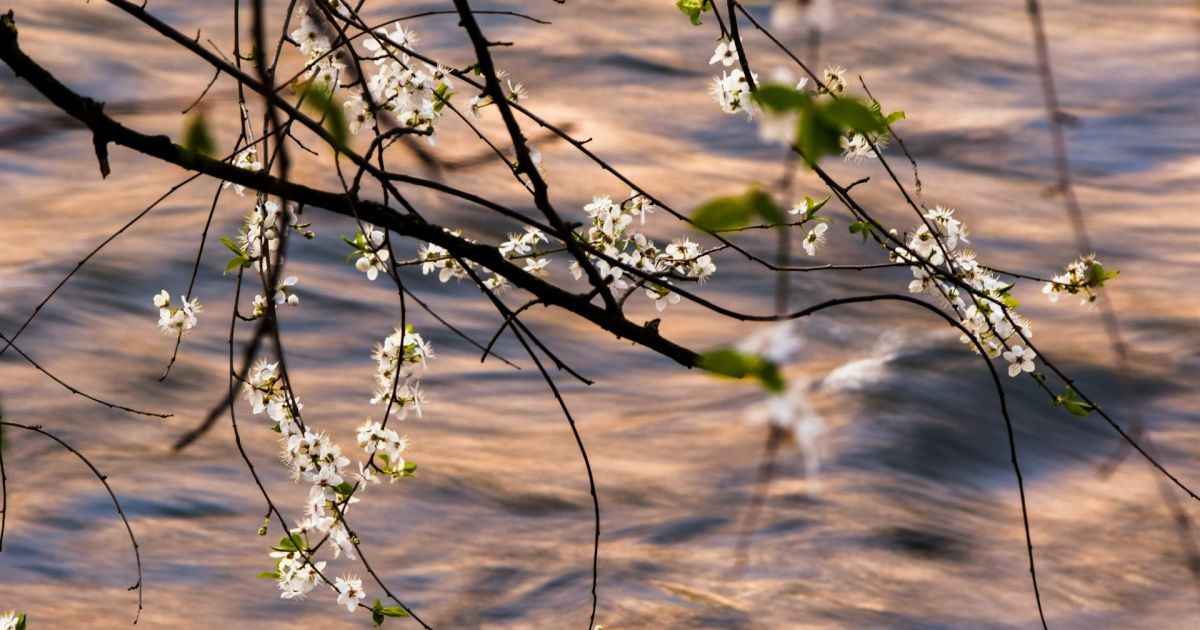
[1,0,1198,627]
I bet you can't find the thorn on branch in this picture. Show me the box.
[93,132,111,178]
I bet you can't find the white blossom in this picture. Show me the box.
[1003,345,1037,377]
[709,39,739,67]
[153,291,201,335]
[0,611,21,630]
[802,223,828,256]
[335,574,366,613]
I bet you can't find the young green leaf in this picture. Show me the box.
[848,220,871,242]
[401,461,418,478]
[690,187,782,231]
[675,0,710,25]
[752,83,810,112]
[690,194,755,232]
[301,81,350,152]
[220,236,243,256]
[822,98,887,135]
[1054,386,1098,418]
[698,348,786,394]
[181,113,216,158]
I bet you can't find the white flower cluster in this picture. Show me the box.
[570,193,715,311]
[252,321,435,609]
[418,229,474,283]
[338,24,452,142]
[710,68,757,117]
[241,357,359,600]
[272,545,326,600]
[236,199,311,272]
[494,225,550,288]
[356,419,408,481]
[894,206,1034,372]
[271,326,434,605]
[417,226,553,291]
[369,324,433,413]
[343,226,391,281]
[1043,254,1111,308]
[252,275,300,319]
[708,38,758,117]
[153,289,201,335]
[289,10,347,84]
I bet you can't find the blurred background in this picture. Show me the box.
[0,0,1198,627]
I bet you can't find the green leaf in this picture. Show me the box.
[691,195,754,232]
[821,98,887,135]
[699,348,757,378]
[1088,261,1119,287]
[16,613,25,630]
[757,361,786,394]
[301,81,349,152]
[432,83,452,113]
[885,110,906,125]
[751,84,810,112]
[796,194,829,220]
[334,481,356,496]
[1000,293,1021,309]
[748,188,786,224]
[220,236,243,256]
[273,533,305,553]
[848,220,871,243]
[224,256,248,274]
[400,461,418,478]
[1054,386,1098,418]
[698,348,786,394]
[690,188,782,231]
[797,107,844,167]
[675,0,710,25]
[181,113,216,158]
[256,571,279,579]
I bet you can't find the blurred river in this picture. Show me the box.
[0,0,1198,627]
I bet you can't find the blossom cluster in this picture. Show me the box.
[246,319,435,607]
[572,193,716,311]
[236,199,312,272]
[352,24,453,142]
[369,323,433,414]
[252,276,300,319]
[417,228,475,284]
[1044,253,1113,308]
[152,290,201,336]
[289,10,348,85]
[893,206,1035,375]
[345,226,391,281]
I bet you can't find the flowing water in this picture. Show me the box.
[0,0,1198,627]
